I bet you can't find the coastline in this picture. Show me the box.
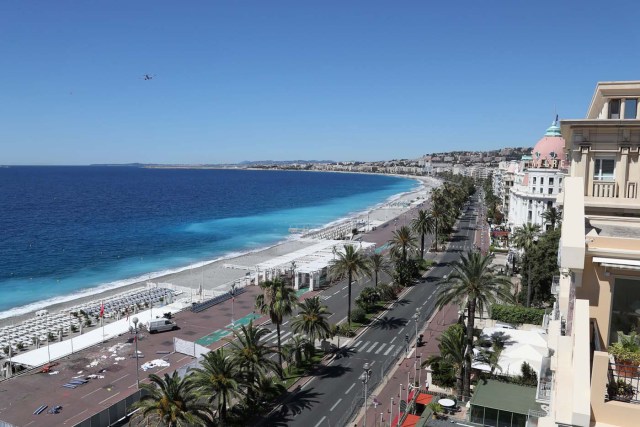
[0,174,438,329]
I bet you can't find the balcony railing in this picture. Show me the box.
[536,356,553,403]
[607,362,640,404]
[627,182,638,199]
[551,275,560,295]
[593,181,618,198]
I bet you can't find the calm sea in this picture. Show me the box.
[0,166,417,317]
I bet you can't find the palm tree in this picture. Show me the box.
[428,189,452,252]
[189,348,240,424]
[511,223,541,307]
[291,296,332,349]
[367,253,390,287]
[388,225,418,263]
[436,251,513,399]
[511,223,541,252]
[542,207,561,230]
[329,244,371,328]
[227,321,281,401]
[423,323,465,399]
[282,334,314,368]
[411,209,436,259]
[129,371,211,427]
[255,277,298,370]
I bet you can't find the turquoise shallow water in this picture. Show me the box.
[0,167,418,317]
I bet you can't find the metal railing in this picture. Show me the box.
[606,362,640,404]
[550,275,560,296]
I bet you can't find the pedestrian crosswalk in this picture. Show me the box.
[352,340,396,355]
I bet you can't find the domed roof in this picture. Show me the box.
[531,117,565,169]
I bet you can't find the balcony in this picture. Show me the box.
[607,362,640,404]
[593,181,618,198]
[550,275,560,296]
[536,356,553,404]
[592,351,640,425]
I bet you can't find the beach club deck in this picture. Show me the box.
[224,239,376,291]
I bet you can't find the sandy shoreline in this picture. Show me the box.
[0,175,439,329]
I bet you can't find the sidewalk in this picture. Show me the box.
[356,303,460,427]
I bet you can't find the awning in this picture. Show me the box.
[593,257,640,271]
[415,392,434,405]
[402,414,421,427]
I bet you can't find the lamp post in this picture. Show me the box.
[526,235,539,308]
[230,283,237,328]
[361,362,372,426]
[132,317,140,389]
[413,308,420,347]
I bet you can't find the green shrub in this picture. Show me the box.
[351,307,367,324]
[490,304,545,325]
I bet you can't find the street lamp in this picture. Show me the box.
[131,317,140,389]
[230,283,237,327]
[526,235,539,308]
[413,308,420,345]
[361,362,372,426]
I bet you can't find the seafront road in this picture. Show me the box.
[255,195,481,426]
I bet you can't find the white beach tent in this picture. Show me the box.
[10,300,189,368]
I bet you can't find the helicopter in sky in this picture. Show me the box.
[142,74,155,81]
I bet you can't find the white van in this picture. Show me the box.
[147,319,178,333]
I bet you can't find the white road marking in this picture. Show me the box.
[353,340,362,348]
[375,343,387,354]
[342,286,347,291]
[333,291,340,296]
[272,331,292,344]
[345,383,356,394]
[314,416,327,427]
[384,345,395,356]
[366,342,379,353]
[330,398,343,411]
[358,341,371,351]
[390,336,397,344]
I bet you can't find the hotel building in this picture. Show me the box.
[537,81,640,427]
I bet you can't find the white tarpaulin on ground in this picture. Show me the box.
[10,301,188,368]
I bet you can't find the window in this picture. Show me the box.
[533,177,537,185]
[539,188,543,193]
[540,177,544,185]
[609,99,621,119]
[528,211,532,221]
[549,177,554,186]
[594,158,615,181]
[625,98,638,119]
[609,278,640,345]
[548,187,553,194]
[559,178,563,185]
[547,201,553,209]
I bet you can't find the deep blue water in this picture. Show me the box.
[0,167,417,316]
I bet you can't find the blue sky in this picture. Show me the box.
[2,1,639,165]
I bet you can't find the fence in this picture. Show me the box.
[74,389,148,427]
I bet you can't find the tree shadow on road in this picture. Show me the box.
[257,388,322,426]
[310,363,353,379]
[328,344,357,359]
[371,315,406,330]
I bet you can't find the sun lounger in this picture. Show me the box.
[62,384,77,389]
[33,405,48,415]
[69,379,88,385]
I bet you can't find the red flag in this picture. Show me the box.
[99,301,105,318]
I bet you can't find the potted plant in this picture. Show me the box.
[607,379,635,402]
[427,402,446,420]
[609,331,640,377]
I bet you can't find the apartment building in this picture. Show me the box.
[538,81,640,427]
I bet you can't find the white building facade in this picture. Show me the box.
[507,120,568,230]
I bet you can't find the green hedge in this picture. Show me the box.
[490,304,545,325]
